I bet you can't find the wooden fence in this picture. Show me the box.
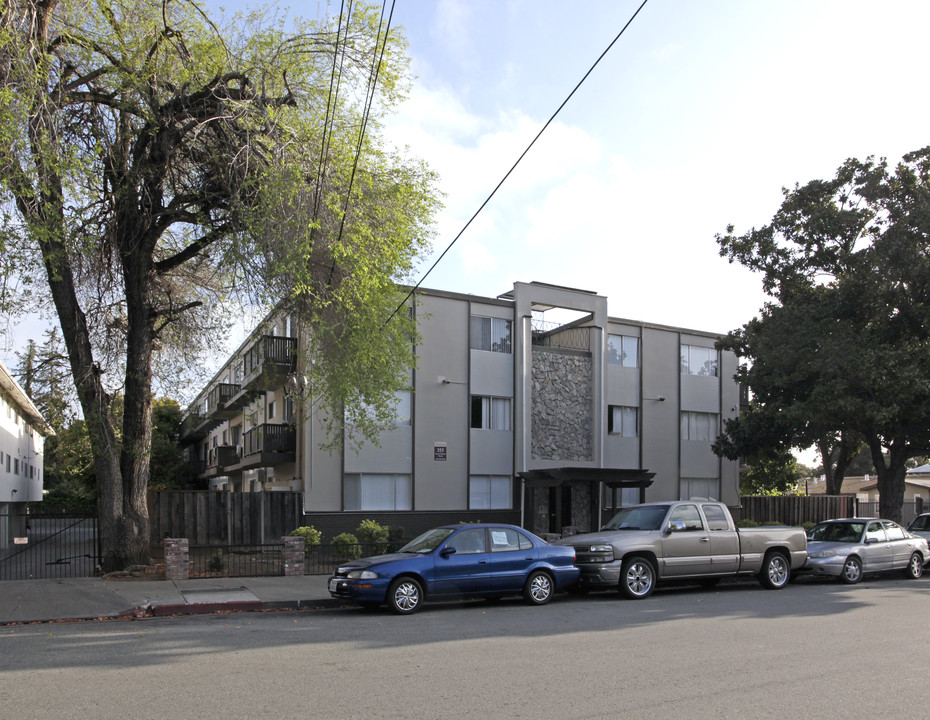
[737,495,854,525]
[149,491,303,547]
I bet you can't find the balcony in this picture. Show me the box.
[225,336,298,408]
[207,383,242,419]
[225,423,296,472]
[531,320,593,353]
[180,413,208,442]
[206,445,241,473]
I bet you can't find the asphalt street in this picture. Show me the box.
[2,575,929,720]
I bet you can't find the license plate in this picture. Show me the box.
[328,579,339,593]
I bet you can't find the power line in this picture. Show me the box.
[384,0,650,326]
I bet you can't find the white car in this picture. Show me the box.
[804,518,929,584]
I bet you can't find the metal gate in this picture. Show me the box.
[0,508,100,580]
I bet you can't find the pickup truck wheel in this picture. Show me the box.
[758,551,790,589]
[523,570,554,605]
[839,556,862,584]
[619,556,655,599]
[904,552,924,579]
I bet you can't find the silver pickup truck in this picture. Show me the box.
[556,501,807,599]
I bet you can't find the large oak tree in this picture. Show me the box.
[0,0,439,569]
[716,148,930,521]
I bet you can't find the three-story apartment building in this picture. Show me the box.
[180,282,741,539]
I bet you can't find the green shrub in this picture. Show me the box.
[762,520,783,526]
[801,521,816,533]
[332,532,362,560]
[289,525,322,553]
[207,549,225,572]
[356,519,389,545]
[736,519,759,528]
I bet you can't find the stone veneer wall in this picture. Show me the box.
[531,348,593,461]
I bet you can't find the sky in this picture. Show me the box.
[3,0,930,379]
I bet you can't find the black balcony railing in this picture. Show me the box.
[208,383,241,412]
[243,335,297,378]
[207,445,240,470]
[243,423,296,456]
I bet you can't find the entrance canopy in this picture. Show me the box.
[517,468,655,489]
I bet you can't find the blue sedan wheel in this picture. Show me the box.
[523,570,554,605]
[388,577,423,615]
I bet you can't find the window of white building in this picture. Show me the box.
[680,345,718,376]
[607,334,639,367]
[680,477,720,501]
[469,475,512,509]
[470,316,512,353]
[344,473,412,511]
[471,396,511,430]
[607,405,638,437]
[680,411,718,442]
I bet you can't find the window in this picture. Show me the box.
[866,522,886,543]
[668,504,704,531]
[701,504,730,531]
[680,478,720,501]
[471,396,511,430]
[447,528,487,554]
[883,521,905,540]
[470,475,512,509]
[680,411,718,442]
[607,406,638,437]
[471,316,512,353]
[602,485,640,510]
[607,334,639,367]
[680,345,717,376]
[393,390,411,426]
[344,473,412,511]
[267,400,276,420]
[489,527,533,552]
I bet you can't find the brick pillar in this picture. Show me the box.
[165,538,189,581]
[283,536,306,576]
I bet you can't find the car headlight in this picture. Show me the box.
[808,550,837,559]
[589,544,612,553]
[347,569,378,579]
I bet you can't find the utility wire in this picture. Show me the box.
[384,0,650,326]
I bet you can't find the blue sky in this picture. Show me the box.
[4,0,930,375]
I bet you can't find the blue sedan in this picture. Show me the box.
[327,524,580,614]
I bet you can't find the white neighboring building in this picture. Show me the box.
[0,359,53,548]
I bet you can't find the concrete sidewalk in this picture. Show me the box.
[0,574,343,625]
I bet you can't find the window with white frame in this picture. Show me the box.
[607,405,638,437]
[470,316,512,353]
[680,345,718,376]
[607,334,639,367]
[471,396,511,430]
[680,411,718,442]
[344,473,412,511]
[470,475,512,509]
[680,477,720,501]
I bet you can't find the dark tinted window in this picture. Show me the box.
[701,504,729,531]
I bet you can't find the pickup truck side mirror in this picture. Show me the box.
[439,546,457,557]
[665,521,686,535]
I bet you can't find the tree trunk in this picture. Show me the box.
[870,438,907,523]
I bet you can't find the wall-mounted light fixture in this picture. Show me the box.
[438,376,467,385]
[644,396,666,402]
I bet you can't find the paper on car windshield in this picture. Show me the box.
[491,531,509,546]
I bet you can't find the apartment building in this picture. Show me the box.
[0,360,52,549]
[180,282,741,539]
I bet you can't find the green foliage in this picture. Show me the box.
[739,449,801,496]
[355,519,389,545]
[149,397,200,489]
[290,526,322,552]
[0,0,440,568]
[736,519,759,528]
[801,522,816,533]
[717,147,930,520]
[207,550,226,572]
[332,532,362,560]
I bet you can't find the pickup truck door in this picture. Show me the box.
[701,503,740,574]
[661,504,713,577]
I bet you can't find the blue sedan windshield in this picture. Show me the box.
[399,528,455,553]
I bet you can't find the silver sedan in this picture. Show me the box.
[804,518,929,584]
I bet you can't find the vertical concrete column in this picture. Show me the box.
[164,538,190,581]
[282,536,306,576]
